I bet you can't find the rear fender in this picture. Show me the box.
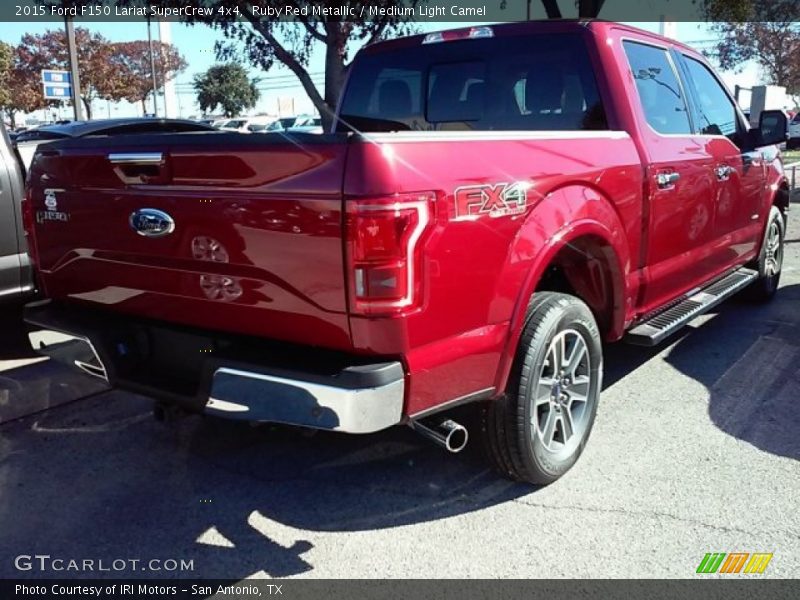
[754,155,790,249]
[492,185,631,393]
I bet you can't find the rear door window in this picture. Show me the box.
[622,41,692,135]
[338,32,607,132]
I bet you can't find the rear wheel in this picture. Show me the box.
[745,206,785,302]
[482,292,602,485]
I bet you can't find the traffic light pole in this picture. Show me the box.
[64,16,84,121]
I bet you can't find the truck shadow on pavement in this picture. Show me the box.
[0,389,528,579]
[0,284,797,579]
[605,282,800,463]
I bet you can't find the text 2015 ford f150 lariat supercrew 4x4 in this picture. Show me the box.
[22,21,790,484]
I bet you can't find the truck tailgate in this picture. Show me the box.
[26,132,353,350]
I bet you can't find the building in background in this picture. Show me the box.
[277,97,295,118]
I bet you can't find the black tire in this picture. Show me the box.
[482,292,602,485]
[744,206,785,302]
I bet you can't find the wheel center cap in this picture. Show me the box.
[551,376,572,400]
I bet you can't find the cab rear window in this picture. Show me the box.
[337,32,607,132]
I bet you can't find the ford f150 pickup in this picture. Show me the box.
[22,21,789,484]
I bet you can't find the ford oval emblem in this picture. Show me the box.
[129,208,175,238]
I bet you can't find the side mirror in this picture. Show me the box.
[756,110,788,146]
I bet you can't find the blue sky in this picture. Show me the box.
[0,19,759,123]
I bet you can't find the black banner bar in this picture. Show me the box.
[2,0,793,23]
[2,579,800,600]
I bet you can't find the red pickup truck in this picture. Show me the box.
[23,21,789,484]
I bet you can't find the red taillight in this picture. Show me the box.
[346,193,434,315]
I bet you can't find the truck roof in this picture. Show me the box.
[362,20,699,57]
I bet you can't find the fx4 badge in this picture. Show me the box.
[453,182,530,220]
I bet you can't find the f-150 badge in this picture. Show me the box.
[37,188,70,224]
[453,182,529,220]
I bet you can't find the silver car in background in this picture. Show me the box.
[0,123,33,302]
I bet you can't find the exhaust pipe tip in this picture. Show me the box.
[410,418,469,453]
[440,419,469,453]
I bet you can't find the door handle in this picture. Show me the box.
[656,171,680,189]
[715,165,734,181]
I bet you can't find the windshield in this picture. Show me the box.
[338,32,606,133]
[222,119,246,128]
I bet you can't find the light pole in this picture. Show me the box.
[146,16,159,116]
[64,16,84,121]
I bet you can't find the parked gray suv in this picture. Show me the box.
[0,123,33,302]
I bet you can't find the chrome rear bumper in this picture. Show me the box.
[207,365,404,433]
[24,301,405,434]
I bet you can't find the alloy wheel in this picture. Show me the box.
[532,329,592,454]
[764,219,783,277]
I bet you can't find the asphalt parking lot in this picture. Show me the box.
[0,214,798,580]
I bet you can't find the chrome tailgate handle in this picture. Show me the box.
[108,152,164,165]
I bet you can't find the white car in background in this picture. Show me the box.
[288,116,323,134]
[218,116,277,133]
[198,118,228,128]
[259,115,323,134]
[788,112,800,150]
[264,117,301,132]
